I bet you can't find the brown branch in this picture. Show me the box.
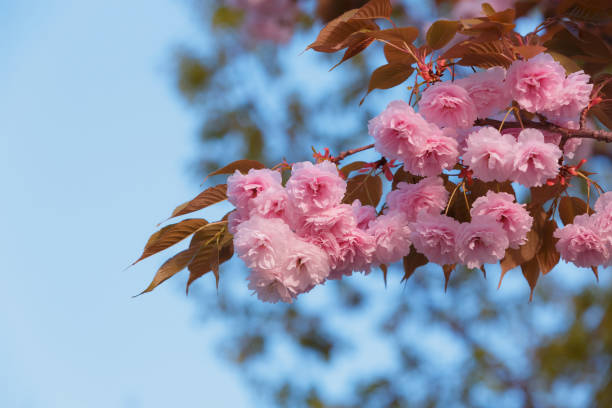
[331,143,375,163]
[474,118,612,144]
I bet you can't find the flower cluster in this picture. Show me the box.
[369,53,592,188]
[554,193,612,268]
[227,53,600,303]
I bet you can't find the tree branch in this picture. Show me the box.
[332,143,375,163]
[474,118,612,143]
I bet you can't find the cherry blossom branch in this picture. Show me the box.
[474,118,612,143]
[331,143,375,163]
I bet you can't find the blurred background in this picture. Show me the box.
[2,0,612,407]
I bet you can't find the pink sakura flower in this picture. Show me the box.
[250,188,289,220]
[403,131,459,177]
[463,127,517,182]
[471,191,533,249]
[368,100,438,162]
[543,70,593,127]
[410,213,460,265]
[506,53,566,113]
[228,210,249,235]
[227,168,283,213]
[418,82,478,129]
[234,216,292,271]
[286,161,346,215]
[283,237,330,294]
[456,218,509,269]
[351,200,377,230]
[296,204,356,238]
[504,128,581,159]
[247,269,295,303]
[595,192,612,213]
[512,128,562,187]
[231,0,297,44]
[327,227,376,279]
[386,177,449,222]
[367,210,413,265]
[554,214,610,268]
[456,67,511,118]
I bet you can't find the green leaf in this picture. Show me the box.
[133,218,208,265]
[343,174,383,207]
[426,20,461,50]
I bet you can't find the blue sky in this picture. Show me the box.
[0,1,249,406]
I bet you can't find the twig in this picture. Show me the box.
[474,118,612,143]
[331,143,375,163]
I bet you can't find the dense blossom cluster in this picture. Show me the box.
[225,52,604,303]
[370,53,592,188]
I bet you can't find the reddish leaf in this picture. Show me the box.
[351,0,393,20]
[392,167,421,189]
[340,161,368,178]
[592,266,599,282]
[384,43,416,65]
[343,174,383,207]
[529,184,567,207]
[499,228,541,288]
[514,45,547,59]
[360,63,414,104]
[426,20,461,50]
[133,218,208,265]
[379,264,388,287]
[137,248,197,296]
[558,196,588,225]
[307,10,378,53]
[206,159,265,179]
[168,184,228,220]
[402,247,428,282]
[331,34,375,70]
[536,218,560,275]
[521,257,540,302]
[366,27,419,48]
[187,242,234,293]
[481,2,496,16]
[443,264,455,292]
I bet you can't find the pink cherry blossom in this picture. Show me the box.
[286,161,346,215]
[250,188,289,220]
[512,128,562,187]
[231,0,297,44]
[418,82,478,129]
[386,177,449,222]
[463,127,517,182]
[456,67,511,118]
[367,210,413,265]
[595,192,612,213]
[352,200,377,230]
[234,216,292,271]
[554,214,610,268]
[506,53,566,113]
[283,237,330,293]
[247,269,295,303]
[296,204,356,238]
[327,227,376,279]
[543,70,593,127]
[471,191,533,249]
[403,131,459,177]
[456,218,509,269]
[227,168,283,212]
[410,213,460,265]
[368,100,437,162]
[228,210,249,235]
